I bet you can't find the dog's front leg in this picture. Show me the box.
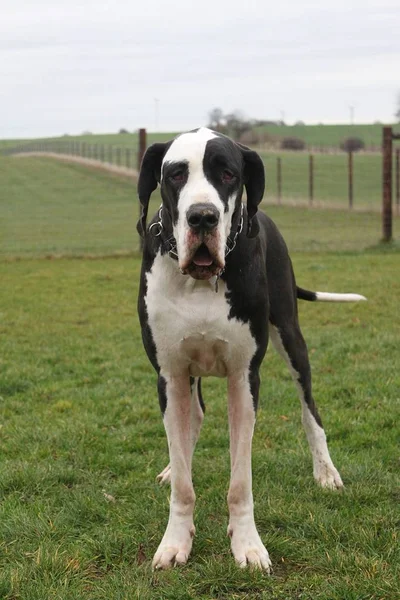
[227,372,272,572]
[153,374,196,569]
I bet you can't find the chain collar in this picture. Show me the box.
[148,206,178,259]
[149,203,244,264]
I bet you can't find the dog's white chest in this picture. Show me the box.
[145,253,257,377]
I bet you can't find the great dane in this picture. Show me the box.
[137,127,365,571]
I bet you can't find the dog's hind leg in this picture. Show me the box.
[269,322,343,490]
[157,377,204,485]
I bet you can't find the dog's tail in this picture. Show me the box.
[297,287,367,302]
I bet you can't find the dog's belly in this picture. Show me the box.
[145,252,257,377]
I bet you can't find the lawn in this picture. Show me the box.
[0,155,399,598]
[1,157,396,261]
[3,138,396,210]
[0,252,399,599]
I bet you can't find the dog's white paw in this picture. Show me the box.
[228,522,272,572]
[314,463,344,490]
[156,464,171,485]
[152,522,195,570]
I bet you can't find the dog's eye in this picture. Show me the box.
[170,172,185,182]
[222,170,235,183]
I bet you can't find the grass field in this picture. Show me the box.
[1,156,397,262]
[255,123,396,149]
[1,253,399,599]
[2,122,399,152]
[1,155,400,598]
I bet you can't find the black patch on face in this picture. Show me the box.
[160,160,189,228]
[202,136,244,213]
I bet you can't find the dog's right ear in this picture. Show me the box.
[137,142,171,237]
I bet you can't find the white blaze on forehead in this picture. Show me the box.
[162,128,217,173]
[162,127,231,270]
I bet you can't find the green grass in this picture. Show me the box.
[0,252,399,599]
[2,123,399,151]
[1,155,399,597]
[0,132,179,152]
[255,122,399,149]
[1,156,398,261]
[261,152,387,208]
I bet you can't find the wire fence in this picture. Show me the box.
[2,140,140,172]
[2,128,400,259]
[2,131,400,214]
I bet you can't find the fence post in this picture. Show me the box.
[277,157,282,205]
[396,148,399,217]
[116,148,121,166]
[382,126,393,242]
[309,154,313,206]
[138,128,147,171]
[126,148,130,169]
[100,145,105,162]
[348,151,353,209]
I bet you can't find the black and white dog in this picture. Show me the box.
[137,128,365,571]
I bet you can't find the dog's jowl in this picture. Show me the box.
[137,128,366,571]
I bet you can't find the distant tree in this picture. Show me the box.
[294,120,305,126]
[281,137,305,151]
[340,137,365,152]
[119,128,129,134]
[208,107,224,130]
[82,131,93,135]
[225,110,252,140]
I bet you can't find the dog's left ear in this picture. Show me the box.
[137,142,171,237]
[238,144,265,238]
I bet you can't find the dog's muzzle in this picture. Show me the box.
[180,203,223,280]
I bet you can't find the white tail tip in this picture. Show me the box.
[315,292,367,302]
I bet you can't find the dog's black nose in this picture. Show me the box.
[187,204,220,232]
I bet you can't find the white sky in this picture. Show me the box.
[1,0,399,138]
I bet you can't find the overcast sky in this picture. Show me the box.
[1,0,399,138]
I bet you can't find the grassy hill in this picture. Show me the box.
[2,122,399,152]
[0,155,391,259]
[255,122,397,149]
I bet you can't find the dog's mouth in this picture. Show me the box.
[181,243,223,280]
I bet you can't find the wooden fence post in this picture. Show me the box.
[382,126,393,242]
[348,151,353,209]
[309,154,313,206]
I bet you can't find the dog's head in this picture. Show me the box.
[137,128,265,280]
